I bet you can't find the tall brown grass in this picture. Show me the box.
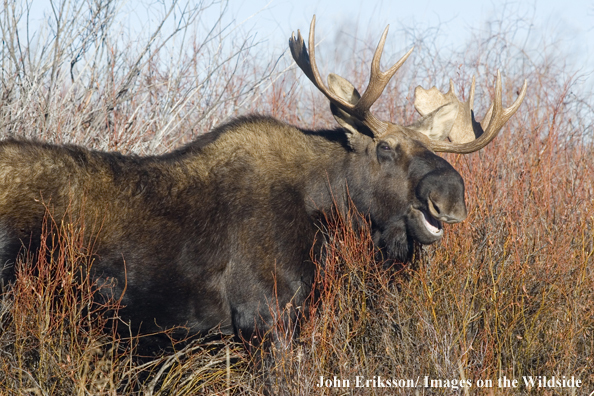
[0,1,592,394]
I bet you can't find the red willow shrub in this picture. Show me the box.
[0,1,592,394]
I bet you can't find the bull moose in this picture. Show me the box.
[0,17,526,343]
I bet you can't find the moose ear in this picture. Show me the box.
[327,74,371,148]
[408,102,459,141]
[328,73,361,104]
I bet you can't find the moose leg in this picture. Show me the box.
[229,281,306,395]
[0,226,25,292]
[373,220,414,266]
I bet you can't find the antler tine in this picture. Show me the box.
[426,72,527,153]
[289,29,314,83]
[355,27,414,114]
[290,16,416,137]
[469,76,475,110]
[289,16,354,113]
[502,76,527,119]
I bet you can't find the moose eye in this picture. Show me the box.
[377,141,397,163]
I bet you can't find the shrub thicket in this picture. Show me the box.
[0,1,592,394]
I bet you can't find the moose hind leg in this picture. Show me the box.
[0,226,24,292]
[231,301,270,345]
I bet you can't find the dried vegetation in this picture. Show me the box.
[0,0,592,394]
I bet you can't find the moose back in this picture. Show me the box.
[0,17,526,341]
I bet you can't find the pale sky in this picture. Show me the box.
[217,0,594,70]
[24,0,594,87]
[26,0,594,62]
[228,0,594,65]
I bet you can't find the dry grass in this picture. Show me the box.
[0,1,592,395]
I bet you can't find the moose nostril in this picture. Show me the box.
[428,198,441,217]
[427,196,467,224]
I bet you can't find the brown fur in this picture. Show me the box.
[0,114,466,342]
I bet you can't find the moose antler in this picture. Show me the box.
[289,15,413,137]
[414,73,527,153]
[414,78,476,143]
[290,16,527,154]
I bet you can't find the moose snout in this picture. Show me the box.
[416,166,468,224]
[427,195,467,224]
